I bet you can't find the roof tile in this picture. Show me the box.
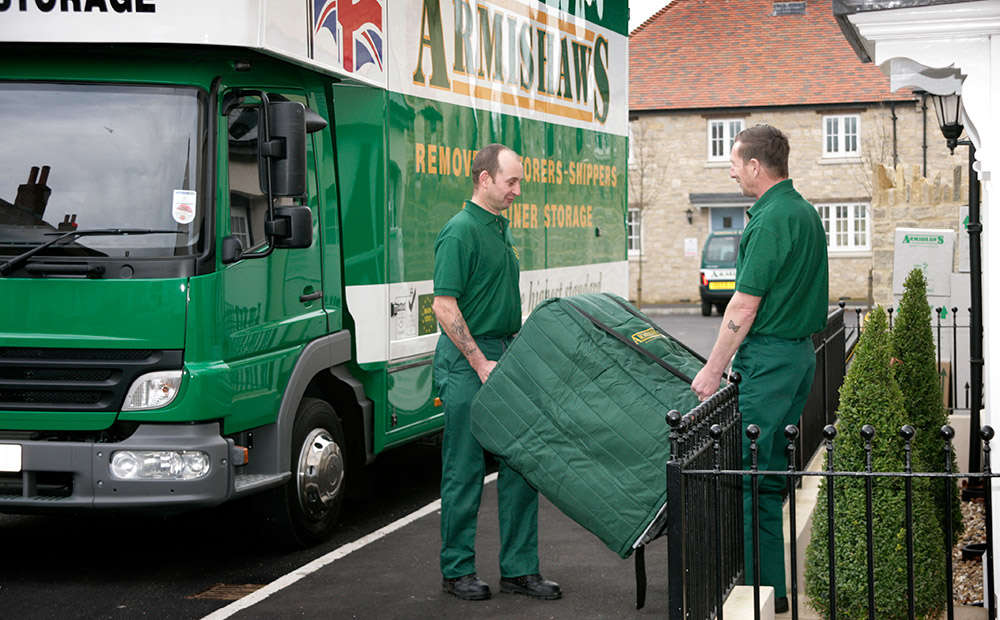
[629,0,913,111]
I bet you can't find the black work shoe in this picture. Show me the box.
[774,596,789,614]
[442,574,491,601]
[500,574,562,600]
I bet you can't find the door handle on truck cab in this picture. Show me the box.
[299,290,323,303]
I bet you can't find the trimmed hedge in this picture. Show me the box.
[891,268,963,535]
[804,306,946,619]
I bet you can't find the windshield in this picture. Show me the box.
[704,235,740,265]
[0,83,205,259]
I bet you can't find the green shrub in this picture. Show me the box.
[891,268,963,535]
[804,306,946,619]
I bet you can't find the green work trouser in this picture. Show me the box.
[733,334,816,599]
[434,335,540,580]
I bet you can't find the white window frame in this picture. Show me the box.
[707,118,744,161]
[627,208,642,256]
[822,114,860,157]
[816,202,870,251]
[230,210,251,250]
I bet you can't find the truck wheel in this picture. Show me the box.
[701,299,712,316]
[272,397,347,547]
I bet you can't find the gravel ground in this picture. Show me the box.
[953,499,987,606]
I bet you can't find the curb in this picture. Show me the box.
[636,305,705,316]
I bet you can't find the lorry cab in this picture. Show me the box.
[699,230,742,316]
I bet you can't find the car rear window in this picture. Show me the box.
[705,235,739,264]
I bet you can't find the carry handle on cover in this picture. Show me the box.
[601,293,738,384]
[564,300,695,385]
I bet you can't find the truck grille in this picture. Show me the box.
[0,471,73,498]
[0,347,182,412]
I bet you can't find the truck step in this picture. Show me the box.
[233,473,290,495]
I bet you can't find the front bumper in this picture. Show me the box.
[0,423,233,512]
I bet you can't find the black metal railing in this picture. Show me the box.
[797,306,847,472]
[667,412,998,619]
[664,305,993,618]
[666,381,744,620]
[665,306,847,619]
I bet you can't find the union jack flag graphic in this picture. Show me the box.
[313,0,384,73]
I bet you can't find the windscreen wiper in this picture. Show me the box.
[0,228,187,276]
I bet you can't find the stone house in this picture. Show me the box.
[628,0,966,307]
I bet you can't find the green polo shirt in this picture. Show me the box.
[434,200,521,338]
[735,179,829,339]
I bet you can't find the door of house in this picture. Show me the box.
[710,207,746,232]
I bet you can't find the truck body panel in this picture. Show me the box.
[0,0,629,539]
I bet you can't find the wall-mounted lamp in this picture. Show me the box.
[685,208,694,225]
[929,92,963,154]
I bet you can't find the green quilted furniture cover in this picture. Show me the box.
[470,293,708,559]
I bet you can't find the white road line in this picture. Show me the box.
[201,472,499,620]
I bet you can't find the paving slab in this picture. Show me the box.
[227,480,670,619]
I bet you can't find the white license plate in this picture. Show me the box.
[0,444,22,472]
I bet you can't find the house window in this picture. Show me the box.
[817,203,869,251]
[823,114,859,157]
[627,208,642,255]
[707,119,744,161]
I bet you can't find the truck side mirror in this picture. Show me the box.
[259,100,307,197]
[267,205,313,249]
[220,235,244,264]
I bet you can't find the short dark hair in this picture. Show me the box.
[471,143,515,187]
[734,124,789,178]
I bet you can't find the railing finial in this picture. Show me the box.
[900,424,916,442]
[940,425,955,441]
[860,424,875,441]
[982,425,995,442]
[784,424,799,441]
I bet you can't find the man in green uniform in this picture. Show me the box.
[432,144,561,602]
[692,125,828,614]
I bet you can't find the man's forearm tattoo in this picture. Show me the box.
[727,320,741,334]
[450,318,478,358]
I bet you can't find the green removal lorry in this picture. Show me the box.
[0,0,629,544]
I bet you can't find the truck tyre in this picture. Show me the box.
[701,299,712,316]
[270,397,347,547]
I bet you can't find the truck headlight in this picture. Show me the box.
[121,371,182,411]
[109,450,210,481]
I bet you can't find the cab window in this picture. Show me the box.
[225,93,314,253]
